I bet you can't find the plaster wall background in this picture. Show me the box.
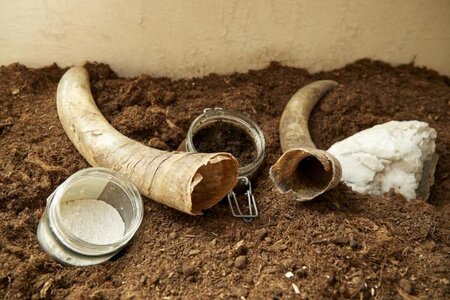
[1,0,449,78]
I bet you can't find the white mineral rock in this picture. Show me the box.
[328,121,438,200]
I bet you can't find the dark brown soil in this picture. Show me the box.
[193,122,257,166]
[0,59,449,299]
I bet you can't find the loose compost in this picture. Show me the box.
[0,59,449,299]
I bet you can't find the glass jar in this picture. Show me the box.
[181,108,265,221]
[37,167,144,266]
[184,108,265,180]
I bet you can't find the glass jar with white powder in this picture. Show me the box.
[37,168,144,266]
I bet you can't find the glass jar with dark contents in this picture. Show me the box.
[180,108,265,220]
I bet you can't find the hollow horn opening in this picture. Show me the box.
[294,155,333,192]
[190,154,238,214]
[269,148,340,201]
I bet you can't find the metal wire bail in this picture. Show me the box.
[227,176,258,222]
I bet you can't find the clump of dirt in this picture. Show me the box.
[0,60,449,299]
[193,122,257,166]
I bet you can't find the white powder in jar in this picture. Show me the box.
[59,199,125,245]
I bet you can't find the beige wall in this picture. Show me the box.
[1,0,449,78]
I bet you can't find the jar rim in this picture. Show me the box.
[186,108,265,178]
[48,167,144,256]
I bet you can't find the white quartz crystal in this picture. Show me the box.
[328,121,437,200]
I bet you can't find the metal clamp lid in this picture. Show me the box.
[227,176,258,222]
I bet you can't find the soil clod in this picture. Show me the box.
[296,266,308,278]
[234,255,247,269]
[399,278,413,294]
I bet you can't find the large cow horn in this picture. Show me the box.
[57,67,238,215]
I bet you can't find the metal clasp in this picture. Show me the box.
[203,107,223,114]
[227,176,258,222]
